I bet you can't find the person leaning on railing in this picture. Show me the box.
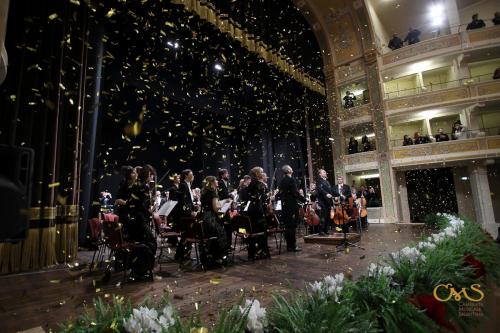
[451,120,466,140]
[493,12,500,25]
[466,14,486,30]
[402,135,413,146]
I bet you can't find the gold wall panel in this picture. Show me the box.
[326,5,363,66]
[334,59,365,85]
[385,87,469,110]
[339,103,372,120]
[487,137,500,149]
[476,81,500,96]
[392,147,430,159]
[468,25,500,43]
[344,151,377,166]
[431,141,478,154]
[382,34,461,66]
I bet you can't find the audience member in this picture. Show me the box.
[493,12,500,25]
[493,67,500,80]
[466,14,486,30]
[414,132,431,144]
[402,134,413,146]
[404,27,421,45]
[388,34,403,50]
[434,128,449,142]
[451,120,465,140]
[343,90,356,108]
[362,135,372,152]
[348,136,358,154]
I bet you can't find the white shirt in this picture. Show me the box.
[186,181,194,203]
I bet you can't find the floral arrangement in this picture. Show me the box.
[61,213,500,332]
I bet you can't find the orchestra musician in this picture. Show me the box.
[173,169,196,262]
[316,169,334,236]
[217,168,232,251]
[277,165,306,252]
[333,176,351,203]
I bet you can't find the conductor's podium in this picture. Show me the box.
[303,233,361,245]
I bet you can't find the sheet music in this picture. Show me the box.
[157,200,177,217]
[219,201,232,214]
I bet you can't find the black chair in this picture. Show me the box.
[231,215,266,261]
[266,214,284,254]
[178,217,212,271]
[102,221,153,282]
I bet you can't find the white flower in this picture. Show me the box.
[240,299,267,333]
[124,304,177,333]
[417,241,436,250]
[309,273,344,301]
[123,317,143,333]
[391,247,426,264]
[368,263,395,278]
[158,304,176,328]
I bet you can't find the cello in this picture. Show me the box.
[305,201,320,226]
[331,197,349,227]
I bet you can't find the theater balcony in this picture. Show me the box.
[380,25,500,69]
[384,77,500,115]
[390,135,500,168]
[343,151,379,173]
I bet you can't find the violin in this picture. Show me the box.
[305,202,320,226]
[331,197,349,225]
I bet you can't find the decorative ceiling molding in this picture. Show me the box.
[172,0,325,95]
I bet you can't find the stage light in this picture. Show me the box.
[429,3,445,27]
[214,63,223,71]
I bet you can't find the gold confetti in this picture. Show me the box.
[209,277,221,285]
[106,8,116,18]
[48,182,60,188]
[48,13,58,20]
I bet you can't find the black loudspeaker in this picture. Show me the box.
[0,145,34,242]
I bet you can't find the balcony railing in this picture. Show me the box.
[343,150,379,172]
[384,73,494,99]
[390,127,500,147]
[390,134,500,166]
[381,25,500,66]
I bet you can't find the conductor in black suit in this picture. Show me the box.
[333,175,351,203]
[277,165,306,251]
[316,169,333,235]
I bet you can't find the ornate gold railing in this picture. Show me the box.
[391,136,500,167]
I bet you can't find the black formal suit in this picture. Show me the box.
[316,177,333,234]
[174,181,195,261]
[217,178,232,250]
[333,184,351,202]
[278,175,306,249]
[217,179,230,200]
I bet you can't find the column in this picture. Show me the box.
[452,167,475,221]
[444,0,460,33]
[425,118,432,137]
[468,165,498,238]
[396,171,411,223]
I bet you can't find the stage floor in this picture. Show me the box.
[0,224,497,332]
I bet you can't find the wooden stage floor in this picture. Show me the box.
[0,224,497,332]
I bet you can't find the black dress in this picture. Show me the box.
[125,181,157,276]
[243,179,270,259]
[200,189,228,267]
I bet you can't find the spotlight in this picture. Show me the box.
[429,3,445,26]
[214,63,223,71]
